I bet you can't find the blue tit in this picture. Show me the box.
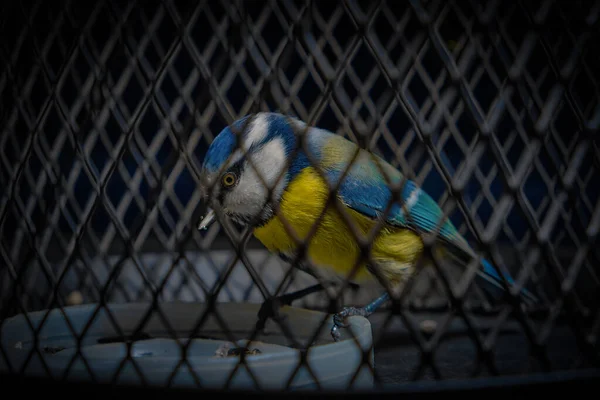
[197,112,538,341]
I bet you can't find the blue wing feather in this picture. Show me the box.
[308,132,461,242]
[305,131,538,305]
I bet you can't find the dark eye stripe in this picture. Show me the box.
[228,159,245,176]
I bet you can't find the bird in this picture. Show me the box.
[196,111,538,341]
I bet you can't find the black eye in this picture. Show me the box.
[222,172,237,187]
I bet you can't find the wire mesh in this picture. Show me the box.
[1,0,599,392]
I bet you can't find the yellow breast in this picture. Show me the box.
[253,167,424,285]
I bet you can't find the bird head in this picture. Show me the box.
[197,112,308,230]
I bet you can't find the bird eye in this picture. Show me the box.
[222,172,237,187]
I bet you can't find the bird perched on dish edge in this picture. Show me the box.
[197,112,538,341]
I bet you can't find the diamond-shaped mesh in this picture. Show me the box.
[1,0,599,392]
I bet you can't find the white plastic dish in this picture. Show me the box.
[0,302,374,390]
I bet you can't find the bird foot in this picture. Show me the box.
[331,306,371,342]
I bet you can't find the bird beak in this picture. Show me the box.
[198,208,216,231]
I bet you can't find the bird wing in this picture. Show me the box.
[310,132,470,253]
[302,130,537,304]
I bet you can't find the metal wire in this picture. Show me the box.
[0,0,599,391]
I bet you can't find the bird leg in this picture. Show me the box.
[331,292,390,341]
[255,283,328,331]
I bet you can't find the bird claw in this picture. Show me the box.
[331,324,343,342]
[330,306,369,342]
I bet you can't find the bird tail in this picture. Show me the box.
[476,258,538,306]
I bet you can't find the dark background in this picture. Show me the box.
[0,0,599,392]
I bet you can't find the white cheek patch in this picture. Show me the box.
[223,137,288,217]
[225,168,267,216]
